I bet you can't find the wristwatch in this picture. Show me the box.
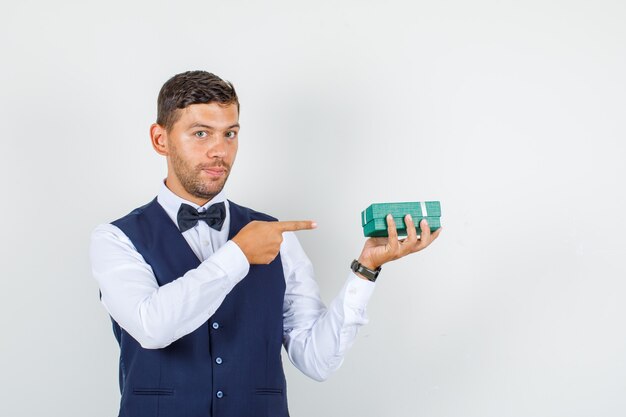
[350,259,381,282]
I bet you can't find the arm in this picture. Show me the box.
[90,223,249,349]
[281,215,442,381]
[281,232,375,382]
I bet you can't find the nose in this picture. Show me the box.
[206,137,227,159]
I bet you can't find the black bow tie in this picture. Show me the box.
[177,202,226,233]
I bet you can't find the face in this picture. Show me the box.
[151,102,240,205]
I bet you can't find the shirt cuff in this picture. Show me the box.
[204,240,250,284]
[344,272,376,308]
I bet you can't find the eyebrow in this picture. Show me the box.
[188,123,240,130]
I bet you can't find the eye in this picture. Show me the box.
[195,131,208,138]
[225,131,237,139]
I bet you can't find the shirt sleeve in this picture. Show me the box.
[90,223,250,349]
[281,232,375,382]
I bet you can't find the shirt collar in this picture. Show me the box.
[157,180,228,228]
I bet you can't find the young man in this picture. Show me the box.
[90,70,440,417]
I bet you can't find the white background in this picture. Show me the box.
[1,1,626,416]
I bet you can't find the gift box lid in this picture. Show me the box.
[361,201,441,227]
[363,216,441,237]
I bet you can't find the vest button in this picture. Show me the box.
[216,390,224,399]
[212,322,219,330]
[215,357,223,365]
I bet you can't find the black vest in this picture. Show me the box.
[110,198,289,417]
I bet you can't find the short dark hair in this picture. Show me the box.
[156,70,239,131]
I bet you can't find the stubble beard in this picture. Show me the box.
[170,148,231,201]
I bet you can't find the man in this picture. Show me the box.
[90,70,440,417]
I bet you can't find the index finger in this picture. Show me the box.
[386,214,399,242]
[274,220,318,232]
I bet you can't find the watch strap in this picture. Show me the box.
[351,259,381,282]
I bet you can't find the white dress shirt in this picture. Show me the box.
[90,183,375,381]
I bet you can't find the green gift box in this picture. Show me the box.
[361,201,442,237]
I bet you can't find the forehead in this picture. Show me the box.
[174,102,239,129]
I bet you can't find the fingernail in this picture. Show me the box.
[407,214,413,221]
[422,219,429,226]
[311,222,318,228]
[387,214,392,220]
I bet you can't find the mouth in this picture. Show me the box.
[201,166,227,178]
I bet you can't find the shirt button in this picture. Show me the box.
[216,391,224,399]
[215,357,223,365]
[212,322,219,330]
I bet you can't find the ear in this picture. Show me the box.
[150,123,168,156]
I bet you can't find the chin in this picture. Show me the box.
[199,181,227,198]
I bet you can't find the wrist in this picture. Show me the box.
[351,259,381,282]
[357,255,379,270]
[230,237,251,264]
